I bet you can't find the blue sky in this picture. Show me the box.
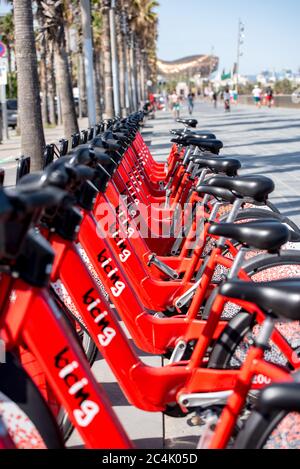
[1,1,299,75]
[157,0,300,75]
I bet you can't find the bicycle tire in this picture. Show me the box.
[234,409,291,449]
[0,352,64,448]
[208,250,300,370]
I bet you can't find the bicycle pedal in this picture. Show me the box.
[147,254,179,280]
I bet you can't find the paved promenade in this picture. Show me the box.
[0,118,89,186]
[151,101,300,227]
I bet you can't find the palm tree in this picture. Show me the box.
[127,0,159,108]
[36,4,50,125]
[39,0,78,139]
[13,0,45,171]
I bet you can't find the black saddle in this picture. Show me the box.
[170,129,216,140]
[185,137,223,155]
[176,118,198,128]
[194,158,241,177]
[206,175,274,203]
[220,279,300,322]
[197,186,237,204]
[171,136,223,155]
[209,221,289,252]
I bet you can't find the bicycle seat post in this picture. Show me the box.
[217,198,244,248]
[227,247,248,280]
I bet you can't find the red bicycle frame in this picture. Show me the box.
[208,299,295,449]
[0,274,131,449]
[43,232,272,416]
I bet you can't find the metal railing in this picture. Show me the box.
[238,94,300,109]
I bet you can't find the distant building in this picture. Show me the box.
[157,55,219,81]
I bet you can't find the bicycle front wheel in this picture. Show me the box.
[208,250,300,370]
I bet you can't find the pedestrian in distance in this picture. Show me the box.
[212,90,218,109]
[223,86,231,112]
[265,86,274,108]
[232,89,238,105]
[252,84,262,108]
[170,91,180,120]
[187,91,195,115]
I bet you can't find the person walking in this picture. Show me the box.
[170,91,180,120]
[223,86,231,112]
[187,91,195,115]
[265,86,274,108]
[212,90,218,109]
[252,85,262,108]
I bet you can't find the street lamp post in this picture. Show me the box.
[236,19,245,93]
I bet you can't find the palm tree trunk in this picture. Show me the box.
[54,43,79,139]
[48,47,57,125]
[40,37,50,125]
[130,33,139,110]
[94,50,102,122]
[13,0,45,171]
[78,51,88,117]
[127,38,134,112]
[7,45,13,98]
[117,23,126,116]
[136,49,143,104]
[102,6,114,118]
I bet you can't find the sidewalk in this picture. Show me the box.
[0,118,88,186]
[151,101,300,227]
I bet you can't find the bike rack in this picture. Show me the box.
[16,156,31,183]
[88,127,95,141]
[71,133,81,149]
[43,144,55,169]
[0,168,4,186]
[59,139,69,156]
[80,130,88,145]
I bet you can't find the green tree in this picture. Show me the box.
[274,79,294,95]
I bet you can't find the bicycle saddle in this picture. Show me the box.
[171,136,223,155]
[194,158,241,177]
[209,221,289,252]
[176,118,198,128]
[220,279,300,321]
[206,175,274,203]
[170,129,216,140]
[197,186,237,204]
[183,137,223,155]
